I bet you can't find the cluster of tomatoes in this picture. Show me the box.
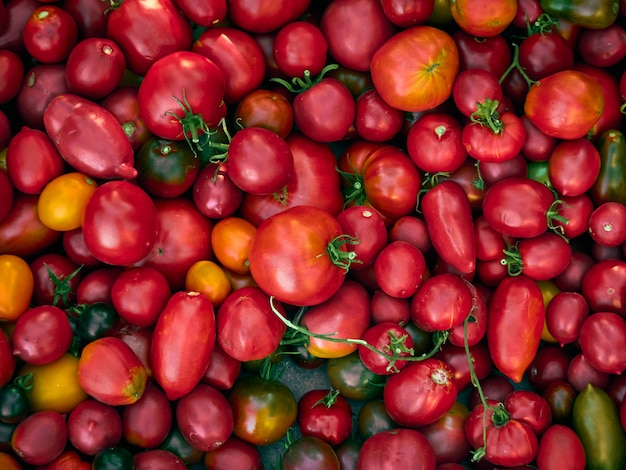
[1,0,626,468]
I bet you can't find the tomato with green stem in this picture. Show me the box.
[298,388,353,446]
[357,428,437,469]
[0,374,32,423]
[359,322,415,375]
[29,253,83,307]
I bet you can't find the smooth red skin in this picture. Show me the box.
[294,78,355,142]
[83,181,157,266]
[505,390,552,435]
[354,88,404,142]
[384,358,458,427]
[30,253,82,307]
[588,202,626,247]
[273,21,328,78]
[171,0,226,27]
[0,192,60,257]
[537,425,586,470]
[203,436,263,470]
[549,138,601,197]
[321,0,395,72]
[100,87,152,151]
[134,450,186,470]
[452,68,503,117]
[122,382,172,449]
[65,38,127,100]
[11,410,67,466]
[553,194,594,240]
[0,329,16,388]
[111,267,171,328]
[520,115,557,162]
[106,0,192,76]
[151,292,215,401]
[137,50,226,140]
[76,268,122,305]
[374,240,426,299]
[228,0,310,33]
[357,428,436,470]
[482,176,555,239]
[417,401,471,464]
[468,375,515,410]
[0,167,14,222]
[298,389,353,446]
[388,215,432,253]
[17,64,69,130]
[370,290,410,325]
[567,354,610,392]
[578,24,626,68]
[6,126,66,195]
[44,94,137,179]
[67,399,122,456]
[474,215,506,261]
[176,384,233,452]
[39,450,91,470]
[488,275,544,383]
[62,0,109,38]
[192,27,266,104]
[480,153,528,187]
[380,0,434,27]
[192,163,244,220]
[226,127,293,195]
[23,6,78,63]
[462,111,526,163]
[447,281,489,348]
[0,109,10,150]
[411,273,473,332]
[233,88,293,139]
[512,0,543,28]
[216,286,287,362]
[519,32,574,81]
[407,113,466,173]
[453,30,511,77]
[435,342,492,391]
[336,205,388,269]
[12,305,72,364]
[132,198,213,291]
[0,0,40,53]
[581,258,626,314]
[579,312,626,375]
[516,232,572,281]
[465,399,539,467]
[527,345,572,391]
[422,180,476,274]
[0,50,24,104]
[359,322,415,375]
[202,343,241,390]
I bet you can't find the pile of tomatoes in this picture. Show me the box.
[1,0,626,468]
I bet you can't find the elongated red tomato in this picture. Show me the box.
[487,275,545,383]
[151,291,216,400]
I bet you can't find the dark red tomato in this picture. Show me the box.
[137,51,225,145]
[29,253,82,307]
[579,312,626,375]
[354,88,404,143]
[176,384,233,452]
[511,0,543,28]
[82,181,157,266]
[417,401,471,464]
[474,215,507,261]
[134,450,186,470]
[422,179,476,274]
[511,232,572,280]
[282,436,340,470]
[192,163,244,220]
[6,126,65,195]
[0,192,60,257]
[298,389,353,446]
[569,354,611,395]
[447,281,489,347]
[388,215,432,254]
[537,424,586,470]
[321,0,395,72]
[357,399,395,440]
[465,399,539,467]
[201,343,241,391]
[552,194,594,240]
[588,202,626,247]
[435,341,493,391]
[374,240,426,299]
[65,38,126,100]
[192,27,266,104]
[406,113,466,173]
[62,228,100,269]
[0,0,40,54]
[519,31,574,81]
[100,87,152,152]
[151,291,216,401]
[216,286,287,362]
[62,0,109,38]
[357,428,436,470]
[581,259,626,314]
[548,138,601,197]
[233,88,293,139]
[384,358,458,427]
[479,153,528,186]
[453,30,511,77]
[359,322,415,375]
[543,381,576,423]
[0,50,23,104]
[67,399,122,456]
[527,345,572,391]
[11,410,67,466]
[132,198,213,290]
[11,305,72,365]
[121,382,172,449]
[336,206,388,270]
[520,114,558,162]
[16,64,69,130]
[546,292,589,346]
[273,21,328,78]
[452,68,503,117]
[171,0,226,27]
[106,0,192,76]
[22,5,78,64]
[0,170,13,223]
[227,0,310,33]
[75,268,122,305]
[111,267,171,328]
[380,0,434,27]
[468,375,515,410]
[578,24,626,68]
[39,450,91,470]
[505,390,552,435]
[488,275,544,383]
[202,436,262,470]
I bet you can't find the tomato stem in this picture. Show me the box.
[473,162,485,190]
[498,43,538,89]
[45,263,84,307]
[546,199,571,242]
[166,88,213,155]
[500,243,523,276]
[270,64,339,93]
[527,12,560,37]
[469,99,504,135]
[312,388,340,408]
[326,234,362,273]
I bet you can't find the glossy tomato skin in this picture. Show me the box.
[515,232,572,281]
[121,382,172,449]
[151,291,215,401]
[417,401,471,464]
[518,31,574,81]
[581,258,626,314]
[548,137,601,197]
[62,0,109,38]
[192,163,244,220]
[359,322,414,375]
[374,240,426,298]
[453,30,511,77]
[233,88,293,139]
[281,436,340,470]
[67,399,122,456]
[579,312,626,375]
[298,389,353,446]
[505,390,552,435]
[22,5,78,64]
[357,428,437,470]
[100,87,151,152]
[134,449,186,470]
[16,64,69,130]
[228,0,310,33]
[450,0,517,37]
[0,0,40,54]
[462,111,526,163]
[536,424,586,470]
[11,410,67,466]
[588,201,626,247]
[0,50,24,104]
[202,435,262,470]
[201,343,241,391]
[407,113,466,173]
[171,0,226,27]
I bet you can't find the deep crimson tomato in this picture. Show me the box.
[371,25,459,112]
[298,389,353,446]
[411,273,473,331]
[450,0,517,37]
[233,88,293,139]
[588,201,626,247]
[448,281,489,347]
[518,31,574,81]
[548,138,601,197]
[520,114,558,162]
[468,375,515,410]
[282,436,341,470]
[417,401,471,464]
[115,326,153,379]
[354,88,405,143]
[552,194,595,240]
[16,64,69,130]
[452,68,503,117]
[22,5,78,64]
[336,206,387,270]
[536,424,586,470]
[227,0,310,33]
[121,382,171,449]
[380,0,435,27]
[11,410,67,466]
[462,109,526,163]
[567,353,610,392]
[505,232,572,280]
[62,0,109,38]
[273,21,328,79]
[388,215,432,254]
[171,0,226,27]
[67,399,122,456]
[453,30,511,77]
[527,345,573,390]
[134,450,186,469]
[0,0,40,54]
[0,50,24,104]
[75,267,122,305]
[374,240,426,299]
[359,322,415,375]
[546,291,589,346]
[578,23,626,68]
[202,436,262,470]
[511,0,543,28]
[357,428,436,470]
[100,87,151,152]
[201,343,241,391]
[505,390,552,435]
[581,258,626,314]
[435,341,493,391]
[192,163,244,220]
[579,312,626,375]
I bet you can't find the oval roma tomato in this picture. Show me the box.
[11,410,67,466]
[121,382,172,449]
[67,399,122,456]
[370,25,459,112]
[537,424,586,470]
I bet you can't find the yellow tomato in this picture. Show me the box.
[0,254,34,322]
[0,452,21,470]
[211,216,257,274]
[19,353,88,414]
[537,280,560,343]
[37,172,98,231]
[186,260,232,306]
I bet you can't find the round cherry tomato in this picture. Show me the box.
[357,428,436,469]
[67,399,122,456]
[0,49,24,104]
[579,312,626,375]
[298,389,353,446]
[359,322,415,375]
[22,5,78,64]
[121,382,172,449]
[11,410,67,466]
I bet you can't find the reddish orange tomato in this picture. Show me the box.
[0,452,21,470]
[211,216,257,275]
[0,254,34,321]
[370,25,459,112]
[450,0,517,37]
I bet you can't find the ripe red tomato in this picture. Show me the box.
[374,240,426,299]
[518,31,574,81]
[411,273,473,331]
[357,428,436,470]
[298,389,353,446]
[22,5,78,64]
[588,202,626,247]
[67,399,122,456]
[579,312,626,375]
[11,410,67,466]
[227,0,311,33]
[273,21,328,78]
[536,424,586,470]
[121,382,172,449]
[581,258,626,314]
[100,87,151,152]
[545,292,589,346]
[16,64,69,130]
[417,401,471,464]
[0,49,24,104]
[359,322,415,375]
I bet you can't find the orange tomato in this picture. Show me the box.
[450,0,517,37]
[185,260,232,306]
[37,172,98,231]
[0,452,22,470]
[211,216,257,274]
[0,254,34,321]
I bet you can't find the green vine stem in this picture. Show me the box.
[312,388,340,408]
[546,199,571,242]
[500,243,523,276]
[45,263,83,307]
[165,89,219,155]
[325,234,362,273]
[527,13,560,36]
[498,43,538,89]
[270,64,340,93]
[469,99,504,135]
[13,373,34,392]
